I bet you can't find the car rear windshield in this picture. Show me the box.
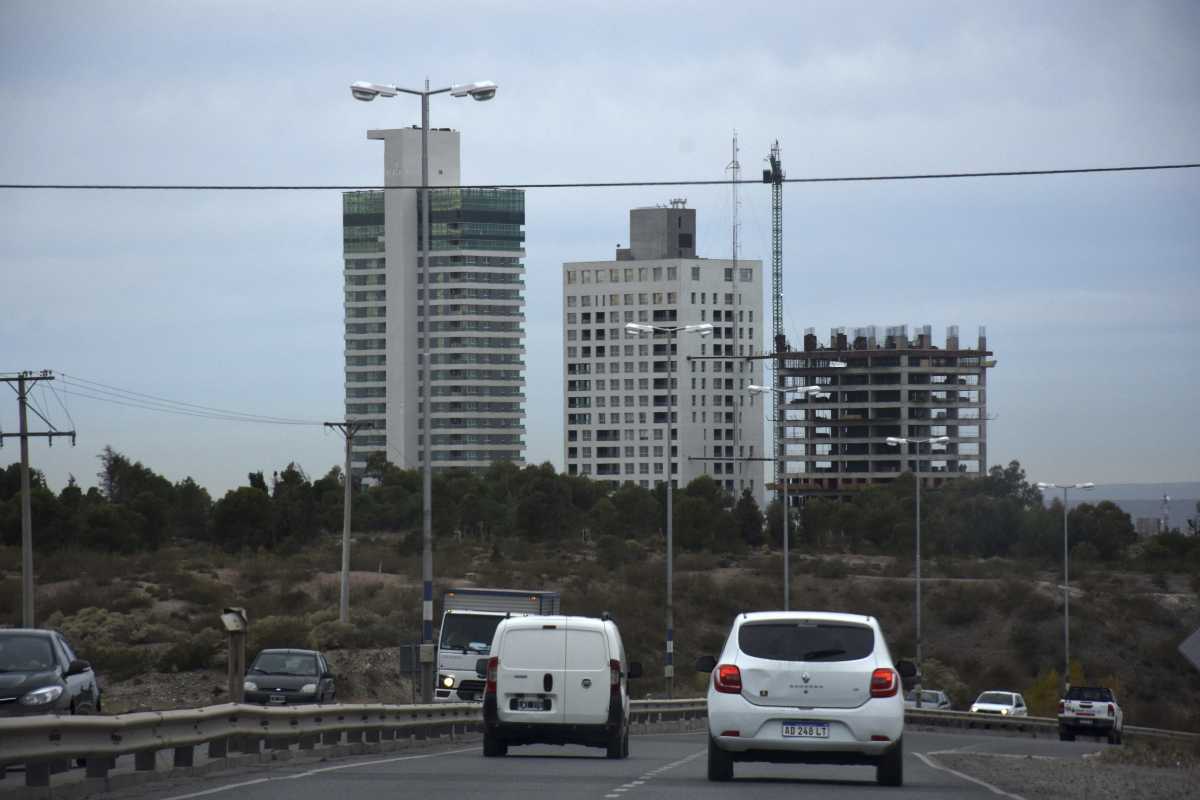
[0,635,55,672]
[738,621,874,662]
[977,692,1014,705]
[1066,687,1113,702]
[251,653,318,676]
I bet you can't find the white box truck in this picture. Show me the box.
[435,588,561,702]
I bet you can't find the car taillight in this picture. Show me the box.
[1058,700,1064,714]
[1108,703,1115,717]
[870,668,898,698]
[610,659,621,698]
[714,664,742,694]
[485,656,498,695]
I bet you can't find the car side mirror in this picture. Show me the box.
[65,659,91,677]
[475,658,489,678]
[627,661,643,680]
[695,655,717,673]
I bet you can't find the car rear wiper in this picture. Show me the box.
[801,649,846,660]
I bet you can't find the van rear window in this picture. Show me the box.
[566,630,606,668]
[738,621,874,662]
[499,628,562,668]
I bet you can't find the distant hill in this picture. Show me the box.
[1046,482,1200,529]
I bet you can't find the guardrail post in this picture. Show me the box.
[135,749,157,771]
[85,755,112,779]
[174,745,195,768]
[25,761,51,787]
[208,738,228,759]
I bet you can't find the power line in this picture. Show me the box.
[0,162,1196,191]
[59,373,323,425]
[57,385,323,427]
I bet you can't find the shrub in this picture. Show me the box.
[248,615,311,655]
[815,559,849,579]
[158,628,222,672]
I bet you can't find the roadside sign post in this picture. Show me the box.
[1179,626,1200,675]
[221,607,248,703]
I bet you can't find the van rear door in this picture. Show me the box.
[496,620,565,724]
[563,621,611,725]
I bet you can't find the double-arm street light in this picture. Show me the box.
[626,321,711,698]
[351,76,498,704]
[1035,481,1094,694]
[885,434,949,706]
[748,383,828,610]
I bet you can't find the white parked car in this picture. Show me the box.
[480,614,641,758]
[969,691,1028,716]
[698,611,915,786]
[904,689,952,710]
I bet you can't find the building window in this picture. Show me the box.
[724,268,733,281]
[740,267,752,281]
[566,271,576,284]
[652,267,662,281]
[567,295,577,307]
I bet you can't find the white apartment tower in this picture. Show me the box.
[343,128,526,473]
[562,202,764,500]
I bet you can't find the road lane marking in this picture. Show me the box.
[601,750,703,798]
[915,752,1028,800]
[158,746,478,800]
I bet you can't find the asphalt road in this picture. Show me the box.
[94,729,1102,800]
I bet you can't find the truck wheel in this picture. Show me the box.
[483,730,507,757]
[707,736,733,781]
[876,738,903,787]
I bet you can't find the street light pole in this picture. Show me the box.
[749,383,825,610]
[350,76,497,704]
[1036,480,1093,694]
[885,434,948,708]
[627,322,710,699]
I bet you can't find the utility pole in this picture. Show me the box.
[763,142,787,602]
[1,371,76,628]
[324,421,367,624]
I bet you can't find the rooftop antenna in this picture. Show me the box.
[1162,494,1172,533]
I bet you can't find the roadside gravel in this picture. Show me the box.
[933,752,1200,800]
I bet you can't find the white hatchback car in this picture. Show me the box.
[969,691,1028,716]
[698,611,915,786]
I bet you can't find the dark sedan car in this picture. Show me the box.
[0,629,101,717]
[243,648,336,705]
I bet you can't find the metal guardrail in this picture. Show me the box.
[0,699,708,790]
[3,701,1195,791]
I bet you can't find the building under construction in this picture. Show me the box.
[777,325,995,495]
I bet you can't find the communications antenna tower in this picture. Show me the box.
[763,141,785,506]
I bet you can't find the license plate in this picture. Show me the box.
[1078,719,1092,725]
[269,694,286,704]
[515,698,547,711]
[782,721,829,738]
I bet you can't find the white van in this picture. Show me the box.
[480,614,642,758]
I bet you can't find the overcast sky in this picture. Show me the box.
[2,0,1197,497]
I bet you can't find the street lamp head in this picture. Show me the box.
[747,384,770,394]
[450,80,498,101]
[929,436,950,445]
[1076,482,1095,490]
[683,323,714,337]
[350,81,398,102]
[1036,482,1054,489]
[886,437,906,446]
[829,361,848,368]
[625,322,655,334]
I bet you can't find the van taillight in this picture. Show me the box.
[610,659,621,697]
[714,664,742,694]
[870,668,898,698]
[486,656,498,695]
[1108,703,1115,717]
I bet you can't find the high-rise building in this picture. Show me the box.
[563,202,764,500]
[342,128,526,474]
[778,325,994,495]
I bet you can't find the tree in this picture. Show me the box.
[172,477,212,541]
[271,463,318,548]
[211,486,273,551]
[733,489,764,547]
[1069,501,1136,561]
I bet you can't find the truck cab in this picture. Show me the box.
[434,589,561,703]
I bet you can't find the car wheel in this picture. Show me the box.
[707,736,733,782]
[483,730,507,757]
[876,737,903,787]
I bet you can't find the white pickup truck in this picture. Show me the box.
[1058,686,1123,744]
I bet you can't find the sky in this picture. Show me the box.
[1,0,1197,497]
